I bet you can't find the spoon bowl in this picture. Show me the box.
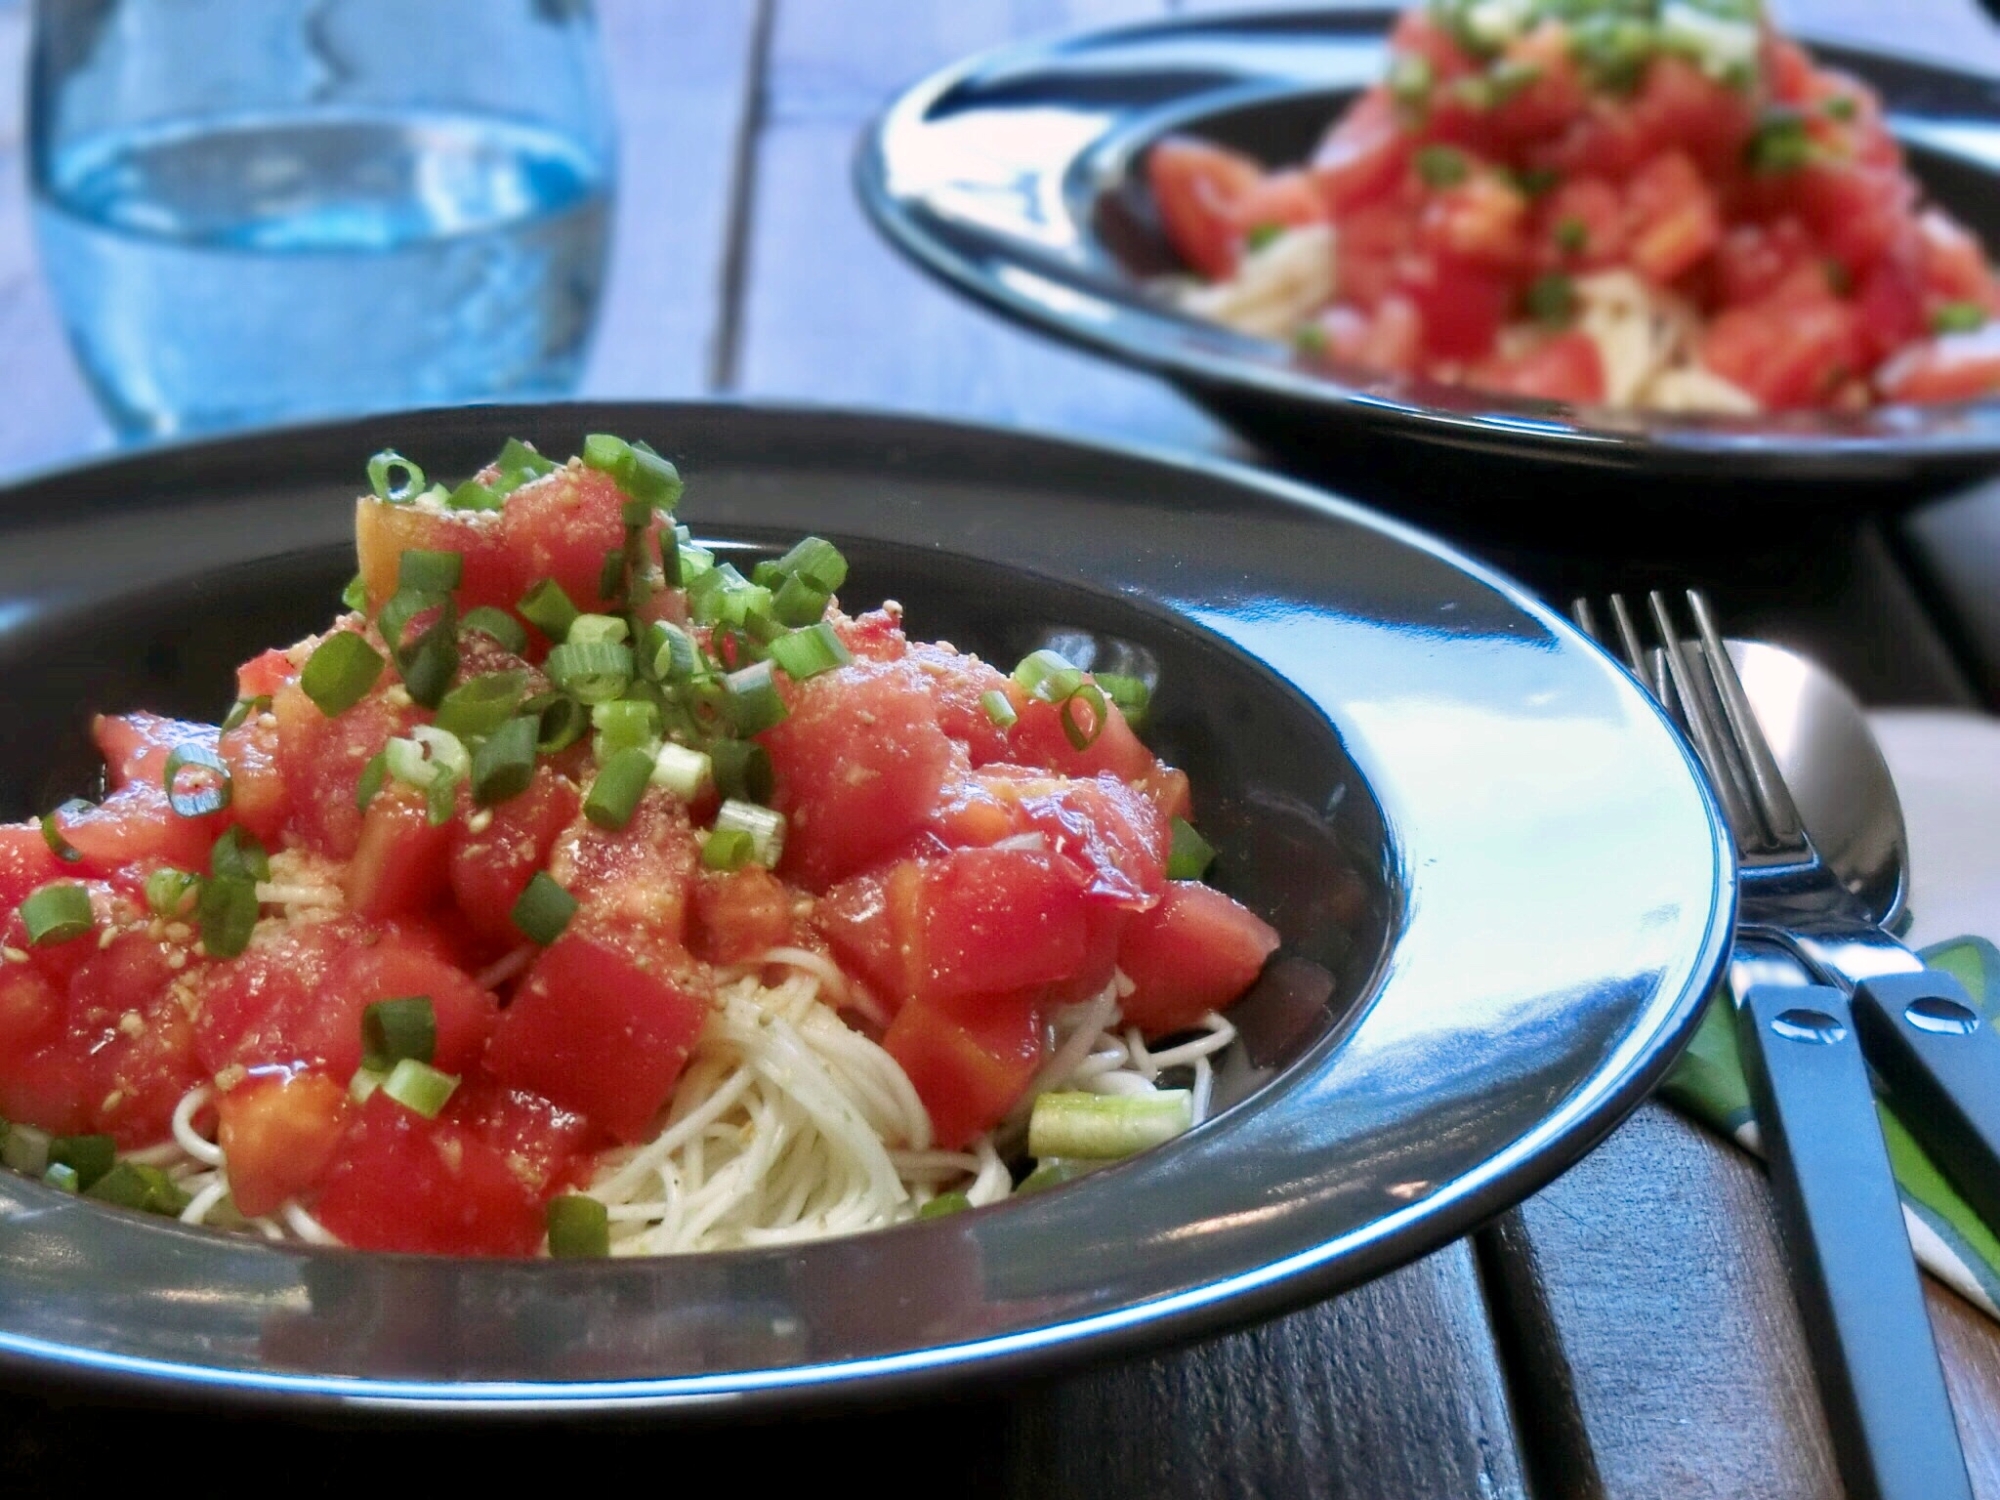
[1728,639,1910,932]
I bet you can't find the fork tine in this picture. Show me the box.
[1687,590,1806,849]
[1606,595,1659,700]
[1642,590,1771,853]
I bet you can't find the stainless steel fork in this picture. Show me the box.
[1577,590,1971,1500]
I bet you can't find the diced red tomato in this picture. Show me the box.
[448,766,580,948]
[814,861,923,1014]
[314,1091,544,1256]
[1789,161,1915,280]
[1310,88,1411,215]
[547,791,698,936]
[1854,244,1926,365]
[1919,208,1997,305]
[343,785,455,919]
[1003,683,1160,785]
[906,643,1014,765]
[1538,177,1625,269]
[0,825,67,911]
[306,937,497,1079]
[1713,217,1816,307]
[1623,152,1720,285]
[1233,169,1329,241]
[448,1075,597,1198]
[1147,137,1267,280]
[1420,174,1529,268]
[883,988,1044,1151]
[236,648,297,702]
[1396,254,1512,361]
[1627,56,1753,175]
[1702,285,1861,409]
[355,498,519,617]
[271,648,418,859]
[497,464,649,617]
[485,924,711,1142]
[915,846,1092,1002]
[691,867,795,964]
[1469,330,1606,405]
[1309,296,1424,375]
[1119,882,1281,1037]
[215,1067,350,1217]
[762,659,955,889]
[1877,325,2000,403]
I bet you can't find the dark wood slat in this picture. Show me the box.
[1900,482,2000,710]
[580,0,765,399]
[733,0,1228,449]
[1006,1243,1529,1500]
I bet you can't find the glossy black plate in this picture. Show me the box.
[0,403,1730,1413]
[859,8,2000,501]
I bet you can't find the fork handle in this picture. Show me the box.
[1737,982,1971,1500]
[1853,970,2000,1236]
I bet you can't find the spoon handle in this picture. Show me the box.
[1853,970,2000,1235]
[1737,979,1972,1500]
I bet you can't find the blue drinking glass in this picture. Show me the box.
[28,0,617,439]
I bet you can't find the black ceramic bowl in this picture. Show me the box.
[0,404,1730,1413]
[859,7,2000,504]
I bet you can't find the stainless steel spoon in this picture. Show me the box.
[1729,638,1909,933]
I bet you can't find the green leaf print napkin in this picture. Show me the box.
[1658,935,2000,1318]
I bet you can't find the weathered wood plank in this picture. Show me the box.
[732,0,1228,450]
[579,0,765,398]
[1006,1243,1529,1500]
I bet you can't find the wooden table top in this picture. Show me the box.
[4,2,2000,1495]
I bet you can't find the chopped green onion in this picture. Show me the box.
[395,607,460,711]
[48,1132,116,1190]
[1525,271,1578,327]
[768,621,852,681]
[761,536,848,594]
[460,606,529,655]
[471,716,539,806]
[980,689,1018,729]
[1293,322,1329,358]
[356,749,389,813]
[1027,1090,1194,1160]
[163,742,233,818]
[1,1121,51,1175]
[581,433,684,509]
[512,872,577,945]
[1058,683,1109,751]
[220,694,271,735]
[713,799,786,868]
[1554,216,1590,255]
[1093,673,1151,735]
[597,546,629,607]
[341,573,369,613]
[366,450,425,504]
[209,825,270,883]
[425,771,459,828]
[1014,1158,1102,1197]
[526,692,591,754]
[397,549,464,594]
[724,660,790,735]
[1934,301,1988,335]
[592,699,659,758]
[380,1057,458,1119]
[518,578,581,642]
[1012,649,1084,702]
[144,866,201,918]
[350,1066,388,1104]
[918,1191,972,1220]
[546,641,634,705]
[1414,143,1469,189]
[546,1193,611,1257]
[1746,107,1813,174]
[492,437,557,489]
[42,1162,79,1193]
[86,1159,190,1216]
[434,670,529,740]
[1387,52,1434,110]
[362,996,436,1071]
[771,572,832,627]
[197,875,259,959]
[708,739,774,804]
[1823,93,1859,122]
[21,883,92,946]
[1243,223,1284,253]
[584,747,656,830]
[1167,818,1217,881]
[300,632,385,717]
[1567,12,1656,92]
[385,726,470,789]
[447,477,502,512]
[650,742,713,800]
[701,827,754,872]
[568,613,630,648]
[645,621,700,683]
[40,800,90,864]
[1512,164,1561,198]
